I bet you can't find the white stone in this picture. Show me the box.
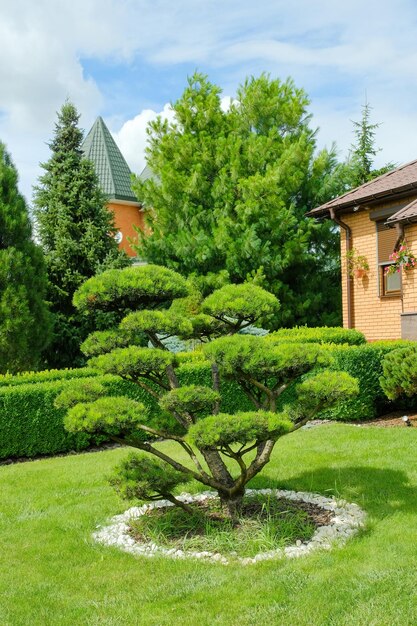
[93,489,366,566]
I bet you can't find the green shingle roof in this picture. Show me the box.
[82,117,138,203]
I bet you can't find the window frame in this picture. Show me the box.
[376,220,402,298]
[379,263,402,297]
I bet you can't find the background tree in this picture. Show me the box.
[58,265,358,519]
[33,101,130,368]
[349,102,395,187]
[132,73,354,327]
[0,142,51,373]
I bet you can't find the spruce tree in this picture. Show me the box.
[33,101,129,368]
[350,102,395,186]
[0,142,52,373]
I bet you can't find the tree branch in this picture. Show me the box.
[211,363,221,414]
[245,439,276,481]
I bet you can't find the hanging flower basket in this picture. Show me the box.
[385,243,417,276]
[353,268,367,279]
[346,249,369,278]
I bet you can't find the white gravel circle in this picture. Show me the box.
[93,488,366,565]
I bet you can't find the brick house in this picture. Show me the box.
[82,117,145,258]
[309,160,417,341]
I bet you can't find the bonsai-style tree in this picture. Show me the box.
[59,265,358,519]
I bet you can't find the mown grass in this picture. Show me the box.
[1,424,417,625]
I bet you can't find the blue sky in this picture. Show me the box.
[2,0,417,201]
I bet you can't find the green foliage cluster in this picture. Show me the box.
[80,329,146,358]
[188,411,292,448]
[32,101,130,368]
[74,264,189,314]
[66,397,148,437]
[201,284,280,332]
[0,142,52,373]
[297,371,359,418]
[89,346,175,381]
[132,72,356,328]
[159,385,221,417]
[204,335,331,392]
[54,379,106,409]
[379,345,417,400]
[110,454,188,503]
[121,310,193,342]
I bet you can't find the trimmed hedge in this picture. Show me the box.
[267,326,366,346]
[0,367,98,387]
[277,340,416,421]
[2,334,414,459]
[0,362,251,460]
[0,378,99,459]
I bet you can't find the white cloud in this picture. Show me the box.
[3,0,417,199]
[112,104,175,175]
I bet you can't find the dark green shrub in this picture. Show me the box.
[380,345,417,400]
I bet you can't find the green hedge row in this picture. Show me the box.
[320,340,417,420]
[0,367,98,387]
[276,340,416,421]
[1,334,415,459]
[267,326,366,346]
[0,363,252,461]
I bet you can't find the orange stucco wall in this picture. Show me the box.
[107,201,145,257]
[340,199,417,340]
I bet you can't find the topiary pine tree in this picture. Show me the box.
[0,142,52,373]
[57,265,358,520]
[33,101,130,368]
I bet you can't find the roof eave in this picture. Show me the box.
[308,182,417,218]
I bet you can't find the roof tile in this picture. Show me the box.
[309,159,417,216]
[82,117,138,203]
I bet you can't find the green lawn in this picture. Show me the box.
[1,424,416,626]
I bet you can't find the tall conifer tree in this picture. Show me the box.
[0,142,51,373]
[133,73,352,327]
[33,101,129,368]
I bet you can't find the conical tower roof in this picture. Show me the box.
[82,117,138,203]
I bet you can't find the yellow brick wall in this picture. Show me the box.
[339,200,417,341]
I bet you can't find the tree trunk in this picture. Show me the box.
[219,489,245,522]
[200,449,234,489]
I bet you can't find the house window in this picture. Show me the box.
[382,267,401,295]
[376,221,401,296]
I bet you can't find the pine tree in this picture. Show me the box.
[33,101,129,368]
[133,73,351,327]
[0,142,52,373]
